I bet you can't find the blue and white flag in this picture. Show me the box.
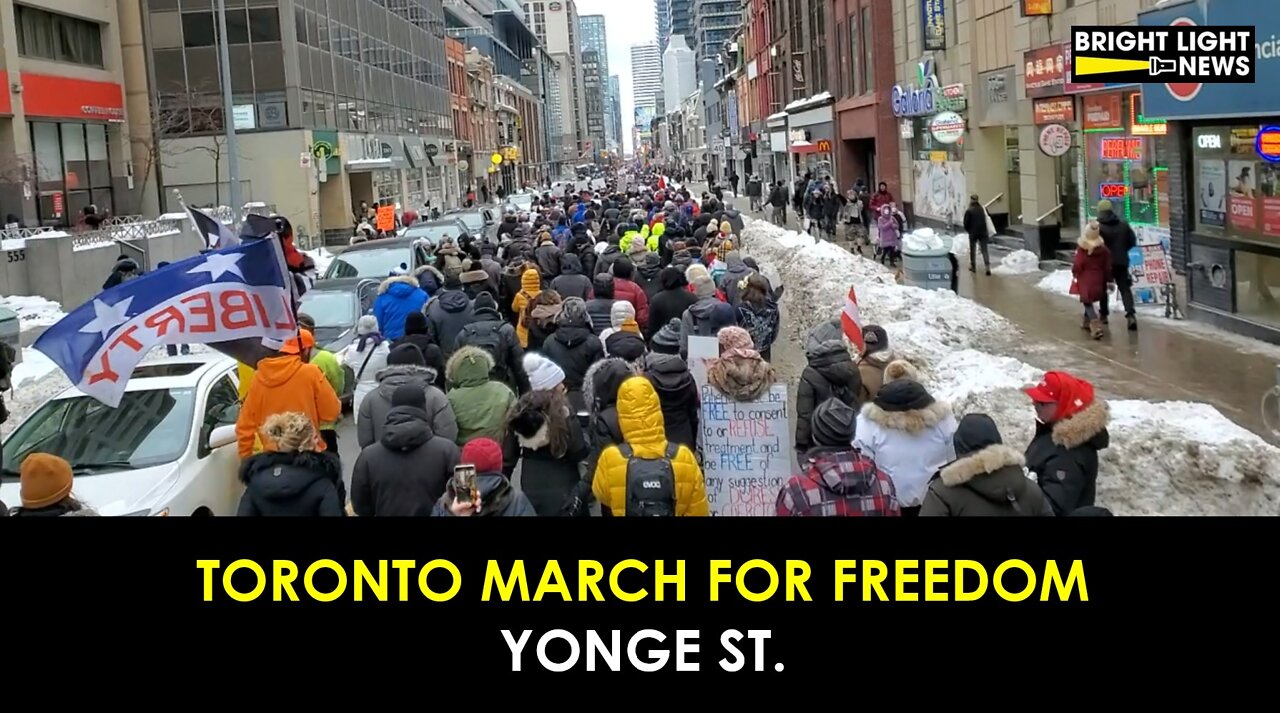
[186,205,240,250]
[34,238,297,408]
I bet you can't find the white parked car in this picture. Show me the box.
[1,354,244,516]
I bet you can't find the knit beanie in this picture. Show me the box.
[387,343,426,367]
[651,318,683,354]
[718,325,754,352]
[391,383,427,410]
[20,453,73,509]
[523,352,566,391]
[559,296,590,326]
[404,311,429,335]
[707,301,738,331]
[461,437,504,474]
[811,398,857,447]
[874,379,936,413]
[593,273,616,299]
[610,300,636,328]
[720,220,732,235]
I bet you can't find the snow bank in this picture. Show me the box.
[1037,270,1074,297]
[0,294,66,331]
[992,249,1042,276]
[741,217,1280,515]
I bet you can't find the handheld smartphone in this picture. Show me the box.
[453,464,478,504]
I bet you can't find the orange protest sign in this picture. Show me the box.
[376,205,395,232]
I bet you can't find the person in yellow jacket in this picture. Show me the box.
[592,376,708,516]
[510,267,542,348]
[619,223,642,254]
[647,221,665,253]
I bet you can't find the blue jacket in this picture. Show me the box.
[572,204,588,223]
[373,275,428,341]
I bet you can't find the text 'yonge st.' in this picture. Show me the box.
[1,0,1280,681]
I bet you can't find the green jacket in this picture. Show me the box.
[445,346,517,445]
[311,348,345,429]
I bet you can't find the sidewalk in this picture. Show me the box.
[705,186,1279,442]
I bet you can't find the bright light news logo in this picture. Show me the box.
[1070,24,1255,90]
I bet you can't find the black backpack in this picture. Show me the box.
[622,442,679,517]
[460,321,509,383]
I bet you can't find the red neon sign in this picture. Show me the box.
[1099,183,1129,199]
[1100,137,1143,161]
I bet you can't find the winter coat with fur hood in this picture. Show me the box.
[372,275,429,341]
[921,445,1053,517]
[445,346,518,446]
[508,391,591,516]
[853,362,958,508]
[1025,399,1110,516]
[356,364,458,448]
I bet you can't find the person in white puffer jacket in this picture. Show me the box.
[343,315,390,418]
[853,360,958,517]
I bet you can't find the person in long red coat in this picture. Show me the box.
[1072,221,1112,340]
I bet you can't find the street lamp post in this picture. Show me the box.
[215,0,242,219]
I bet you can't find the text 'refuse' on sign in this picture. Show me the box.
[1070,25,1255,85]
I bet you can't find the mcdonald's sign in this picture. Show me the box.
[815,139,832,152]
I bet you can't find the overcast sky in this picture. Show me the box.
[575,0,655,155]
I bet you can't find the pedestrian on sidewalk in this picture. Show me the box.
[1096,199,1139,331]
[728,170,740,197]
[876,204,903,267]
[853,360,957,517]
[1023,371,1110,516]
[767,180,789,226]
[962,194,992,275]
[746,174,763,211]
[1072,221,1113,340]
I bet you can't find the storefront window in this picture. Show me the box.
[1081,91,1167,227]
[30,121,114,227]
[910,116,964,162]
[374,169,401,204]
[1191,125,1276,245]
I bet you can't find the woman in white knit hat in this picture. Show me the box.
[509,353,591,515]
[342,314,389,418]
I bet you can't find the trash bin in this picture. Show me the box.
[0,305,21,365]
[901,244,955,291]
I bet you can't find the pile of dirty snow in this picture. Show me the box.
[1037,270,1074,297]
[0,294,66,331]
[992,250,1043,276]
[741,216,1280,515]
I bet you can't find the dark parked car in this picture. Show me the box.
[401,218,470,247]
[322,237,433,281]
[298,277,379,407]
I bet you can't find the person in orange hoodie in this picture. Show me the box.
[236,329,342,459]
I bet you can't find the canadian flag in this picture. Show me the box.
[840,285,866,354]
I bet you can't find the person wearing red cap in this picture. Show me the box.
[433,437,536,517]
[235,329,341,460]
[1023,371,1111,516]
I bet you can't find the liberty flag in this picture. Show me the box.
[34,238,297,408]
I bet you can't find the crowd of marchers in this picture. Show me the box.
[1,171,1111,518]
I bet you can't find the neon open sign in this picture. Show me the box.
[1099,183,1129,199]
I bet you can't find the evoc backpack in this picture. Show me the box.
[621,442,679,517]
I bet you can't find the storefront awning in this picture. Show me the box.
[784,91,834,114]
[345,158,395,172]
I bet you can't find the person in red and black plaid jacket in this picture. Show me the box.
[776,398,900,517]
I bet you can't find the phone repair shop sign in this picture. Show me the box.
[1034,97,1076,125]
[1138,0,1274,119]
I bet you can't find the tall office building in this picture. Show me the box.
[662,35,697,112]
[655,0,671,54]
[692,0,738,67]
[579,14,609,160]
[525,0,588,162]
[630,42,661,151]
[145,0,452,242]
[608,75,623,154]
[670,0,695,50]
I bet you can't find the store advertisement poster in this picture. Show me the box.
[1198,159,1227,228]
[1262,164,1280,236]
[1228,159,1258,231]
[912,160,968,224]
[1129,226,1173,304]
